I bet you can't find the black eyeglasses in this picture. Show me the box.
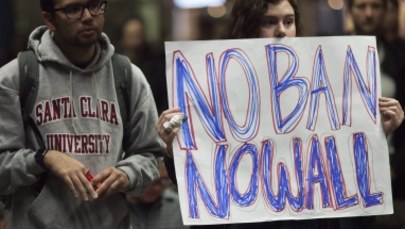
[52,1,107,19]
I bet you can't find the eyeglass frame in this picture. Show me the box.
[52,1,107,20]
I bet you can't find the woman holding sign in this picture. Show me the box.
[156,0,404,228]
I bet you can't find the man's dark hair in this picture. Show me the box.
[40,0,54,12]
[346,0,387,10]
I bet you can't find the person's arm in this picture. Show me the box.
[0,59,45,194]
[164,153,177,185]
[155,107,184,185]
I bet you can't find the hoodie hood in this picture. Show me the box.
[27,25,115,73]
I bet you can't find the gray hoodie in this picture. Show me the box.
[0,26,164,229]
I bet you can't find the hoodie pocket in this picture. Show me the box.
[27,176,129,229]
[26,178,60,228]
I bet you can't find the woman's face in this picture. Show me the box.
[259,0,297,38]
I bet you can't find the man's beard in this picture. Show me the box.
[75,31,101,47]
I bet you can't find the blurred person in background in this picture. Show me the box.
[383,0,400,43]
[118,16,168,114]
[346,0,405,99]
[127,162,188,229]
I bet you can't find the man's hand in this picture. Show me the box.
[43,150,98,201]
[91,167,130,198]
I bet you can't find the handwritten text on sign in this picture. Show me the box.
[164,37,392,225]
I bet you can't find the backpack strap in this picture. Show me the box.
[18,50,39,121]
[18,50,45,148]
[111,53,132,148]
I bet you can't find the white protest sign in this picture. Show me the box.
[164,36,392,225]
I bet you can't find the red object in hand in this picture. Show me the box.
[85,171,94,181]
[85,171,100,190]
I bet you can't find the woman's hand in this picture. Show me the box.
[379,97,404,136]
[155,108,184,157]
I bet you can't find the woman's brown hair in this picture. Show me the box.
[222,0,302,39]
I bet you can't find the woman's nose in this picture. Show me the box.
[275,23,286,38]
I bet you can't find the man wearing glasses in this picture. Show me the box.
[0,0,164,228]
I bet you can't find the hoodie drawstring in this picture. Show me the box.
[69,70,79,135]
[91,71,104,153]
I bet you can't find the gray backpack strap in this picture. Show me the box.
[111,53,132,148]
[18,50,45,148]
